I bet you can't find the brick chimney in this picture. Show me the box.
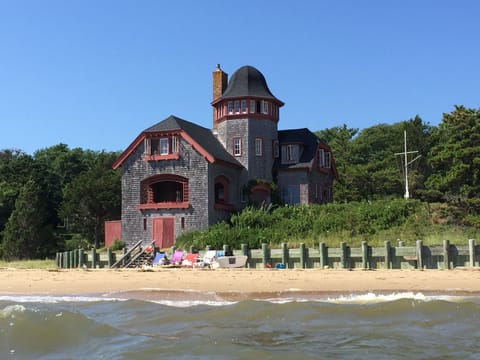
[212,64,228,100]
[212,64,228,129]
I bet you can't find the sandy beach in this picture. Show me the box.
[2,267,480,300]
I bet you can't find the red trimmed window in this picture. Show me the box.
[138,174,189,209]
[145,135,180,161]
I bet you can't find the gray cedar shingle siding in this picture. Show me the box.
[114,66,337,246]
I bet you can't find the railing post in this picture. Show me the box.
[469,239,476,267]
[91,247,97,269]
[79,249,84,268]
[281,242,289,268]
[261,243,269,268]
[107,247,113,268]
[65,251,70,268]
[299,243,306,269]
[361,241,368,270]
[443,239,450,270]
[385,240,391,269]
[241,244,249,268]
[319,242,327,268]
[340,242,348,269]
[416,240,423,269]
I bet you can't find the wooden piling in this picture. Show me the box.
[281,243,289,268]
[319,242,327,268]
[385,241,391,269]
[469,239,476,267]
[361,241,368,269]
[416,240,423,269]
[443,239,450,269]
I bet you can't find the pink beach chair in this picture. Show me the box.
[170,250,185,265]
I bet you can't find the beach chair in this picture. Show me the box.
[202,250,218,268]
[182,253,200,267]
[152,252,167,267]
[170,250,185,265]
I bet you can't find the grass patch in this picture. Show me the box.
[0,259,57,269]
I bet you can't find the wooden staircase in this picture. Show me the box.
[111,240,155,269]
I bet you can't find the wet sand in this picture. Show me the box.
[2,267,480,300]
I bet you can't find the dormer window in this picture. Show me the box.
[145,135,180,161]
[318,148,331,169]
[159,138,169,154]
[281,144,300,164]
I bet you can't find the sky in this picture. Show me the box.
[1,0,479,155]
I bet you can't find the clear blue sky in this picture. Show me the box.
[1,0,478,154]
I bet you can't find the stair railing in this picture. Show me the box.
[110,239,144,268]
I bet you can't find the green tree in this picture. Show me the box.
[426,105,480,204]
[60,151,121,248]
[316,125,359,201]
[1,178,55,260]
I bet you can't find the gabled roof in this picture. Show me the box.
[275,128,321,169]
[219,65,284,105]
[274,128,338,178]
[113,115,242,169]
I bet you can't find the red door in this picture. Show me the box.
[152,217,175,249]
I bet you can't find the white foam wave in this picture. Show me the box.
[149,299,237,308]
[0,295,126,304]
[258,292,476,304]
[0,304,26,317]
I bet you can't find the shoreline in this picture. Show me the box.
[2,268,480,301]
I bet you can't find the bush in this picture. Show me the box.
[110,239,125,251]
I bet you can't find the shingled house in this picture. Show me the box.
[109,65,337,248]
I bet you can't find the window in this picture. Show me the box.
[262,101,269,114]
[283,144,298,163]
[241,100,247,113]
[138,174,189,209]
[171,135,179,153]
[145,135,181,160]
[227,101,233,114]
[318,149,324,167]
[318,148,331,168]
[255,138,263,157]
[324,151,331,168]
[234,100,240,113]
[150,139,159,154]
[249,100,255,113]
[159,138,169,154]
[233,137,242,156]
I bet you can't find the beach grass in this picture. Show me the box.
[0,259,57,269]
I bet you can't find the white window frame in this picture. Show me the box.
[241,100,247,113]
[159,138,169,155]
[286,144,298,162]
[234,100,240,114]
[233,137,242,156]
[227,101,233,114]
[171,135,179,153]
[262,100,269,114]
[249,100,255,113]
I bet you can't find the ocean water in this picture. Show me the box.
[1,291,480,359]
